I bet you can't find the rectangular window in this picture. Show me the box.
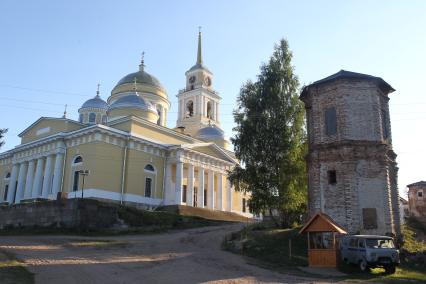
[381,109,389,139]
[204,189,207,207]
[3,185,8,201]
[182,185,187,203]
[418,191,423,199]
[242,198,246,213]
[328,170,337,184]
[325,107,337,136]
[145,178,152,197]
[73,171,80,192]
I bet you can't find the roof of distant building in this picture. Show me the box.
[407,181,426,187]
[301,70,395,98]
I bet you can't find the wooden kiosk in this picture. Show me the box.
[299,212,347,267]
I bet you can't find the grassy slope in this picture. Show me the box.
[0,251,33,284]
[223,222,426,283]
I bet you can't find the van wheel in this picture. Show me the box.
[359,259,368,272]
[385,265,396,274]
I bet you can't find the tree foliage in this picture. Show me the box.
[0,128,7,149]
[229,39,307,227]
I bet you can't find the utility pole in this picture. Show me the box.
[79,170,90,199]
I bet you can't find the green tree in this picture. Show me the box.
[229,39,307,227]
[0,128,7,149]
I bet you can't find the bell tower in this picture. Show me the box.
[176,29,221,137]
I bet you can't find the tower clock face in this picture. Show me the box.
[204,76,211,86]
[189,76,196,83]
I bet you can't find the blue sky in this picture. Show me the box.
[0,1,425,197]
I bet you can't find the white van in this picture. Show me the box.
[339,235,399,273]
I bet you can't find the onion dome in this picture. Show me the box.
[112,53,166,94]
[195,124,225,140]
[80,94,109,111]
[109,92,156,113]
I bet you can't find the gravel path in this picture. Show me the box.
[0,224,344,283]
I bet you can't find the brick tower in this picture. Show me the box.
[300,70,401,237]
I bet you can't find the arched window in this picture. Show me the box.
[79,114,84,123]
[144,164,155,172]
[102,115,107,124]
[74,156,83,164]
[5,172,10,179]
[89,113,96,124]
[145,177,152,197]
[186,100,194,117]
[157,108,161,125]
[206,101,212,119]
[72,156,83,192]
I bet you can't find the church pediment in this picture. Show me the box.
[177,143,237,164]
[19,117,85,145]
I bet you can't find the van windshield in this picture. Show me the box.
[366,239,395,249]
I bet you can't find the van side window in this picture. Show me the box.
[358,239,365,248]
[349,238,357,247]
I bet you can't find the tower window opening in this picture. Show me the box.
[3,185,8,201]
[328,170,337,185]
[102,115,107,124]
[242,198,247,213]
[207,101,212,119]
[418,191,423,199]
[89,113,96,124]
[79,114,84,123]
[325,107,337,136]
[381,109,389,139]
[186,100,194,117]
[157,108,161,125]
[190,85,194,90]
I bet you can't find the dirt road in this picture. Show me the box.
[0,224,337,283]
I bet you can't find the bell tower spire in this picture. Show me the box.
[176,28,222,138]
[197,27,202,65]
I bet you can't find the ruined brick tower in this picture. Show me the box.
[300,70,401,237]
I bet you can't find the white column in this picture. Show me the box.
[216,102,220,122]
[41,155,53,198]
[208,170,214,209]
[175,161,183,204]
[216,173,223,211]
[198,167,204,208]
[227,181,233,212]
[6,164,19,204]
[187,164,194,207]
[51,153,64,197]
[32,157,45,198]
[15,162,28,203]
[164,162,172,204]
[23,160,35,199]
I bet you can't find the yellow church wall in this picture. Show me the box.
[124,148,164,199]
[109,109,158,124]
[21,119,84,144]
[63,142,123,194]
[130,123,192,145]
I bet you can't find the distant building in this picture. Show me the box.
[300,70,401,237]
[399,197,409,224]
[407,181,426,224]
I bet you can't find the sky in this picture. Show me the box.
[0,1,425,198]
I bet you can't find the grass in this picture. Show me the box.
[0,250,34,284]
[223,221,426,283]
